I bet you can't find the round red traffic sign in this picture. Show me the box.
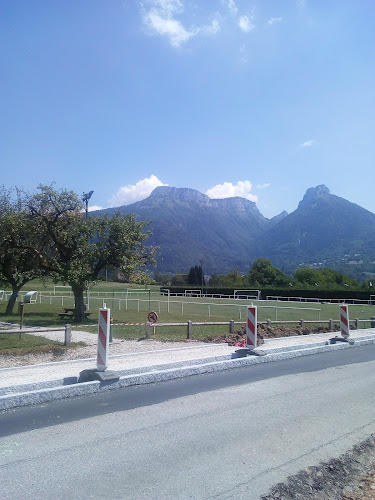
[148,311,158,324]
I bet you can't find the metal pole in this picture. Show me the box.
[146,323,151,339]
[64,324,71,347]
[229,320,235,334]
[187,320,192,339]
[19,303,24,330]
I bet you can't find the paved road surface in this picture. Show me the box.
[1,345,375,499]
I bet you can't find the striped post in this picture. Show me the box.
[340,304,350,339]
[246,306,257,350]
[97,306,110,371]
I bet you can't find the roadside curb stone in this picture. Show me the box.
[2,331,375,411]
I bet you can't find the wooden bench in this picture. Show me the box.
[58,312,74,320]
[58,311,91,320]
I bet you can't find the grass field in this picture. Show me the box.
[0,329,85,355]
[1,282,375,344]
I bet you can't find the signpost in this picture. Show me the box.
[148,311,158,324]
[146,311,158,339]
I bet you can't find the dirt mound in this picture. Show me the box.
[202,323,330,346]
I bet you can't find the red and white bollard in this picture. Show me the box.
[97,305,110,371]
[246,306,257,350]
[340,304,350,339]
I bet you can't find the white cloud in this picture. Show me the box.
[222,0,238,15]
[109,175,168,207]
[88,205,104,212]
[206,180,258,202]
[141,0,198,47]
[140,0,220,47]
[145,12,196,46]
[205,18,221,35]
[256,183,271,190]
[301,139,317,148]
[238,14,255,33]
[140,1,261,46]
[268,17,283,25]
[148,0,183,16]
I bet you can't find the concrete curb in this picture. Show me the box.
[0,353,233,397]
[0,342,231,373]
[2,335,375,411]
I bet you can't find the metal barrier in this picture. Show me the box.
[0,325,72,345]
[142,318,374,340]
[267,295,372,305]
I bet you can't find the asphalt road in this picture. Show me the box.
[1,345,375,499]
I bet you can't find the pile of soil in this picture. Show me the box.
[202,323,330,346]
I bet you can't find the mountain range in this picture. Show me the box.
[94,185,375,279]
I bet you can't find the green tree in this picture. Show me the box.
[187,265,204,286]
[24,185,154,322]
[223,269,249,287]
[0,187,44,314]
[210,269,249,287]
[153,271,171,286]
[248,258,289,286]
[209,274,226,287]
[294,268,321,286]
[171,273,186,285]
[294,267,358,289]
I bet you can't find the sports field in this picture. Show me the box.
[1,282,374,341]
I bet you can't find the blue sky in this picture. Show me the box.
[1,0,374,218]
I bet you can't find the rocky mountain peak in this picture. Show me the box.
[298,184,330,208]
[150,186,211,205]
[149,186,261,215]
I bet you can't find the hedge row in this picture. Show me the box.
[161,286,373,301]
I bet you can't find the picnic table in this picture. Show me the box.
[58,307,91,320]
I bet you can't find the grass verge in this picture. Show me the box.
[0,332,86,355]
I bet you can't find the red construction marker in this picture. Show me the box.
[97,307,110,371]
[246,306,257,350]
[340,304,350,338]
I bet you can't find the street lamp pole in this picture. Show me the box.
[82,190,94,219]
[82,191,94,309]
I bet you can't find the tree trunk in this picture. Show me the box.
[72,285,86,322]
[6,285,22,315]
